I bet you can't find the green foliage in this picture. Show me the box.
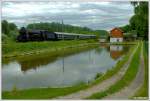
[27,22,93,34]
[9,23,17,31]
[94,73,103,80]
[11,85,18,95]
[2,40,97,57]
[129,2,148,40]
[94,30,109,37]
[2,84,87,99]
[2,20,10,35]
[27,22,108,38]
[2,20,18,42]
[119,25,131,33]
[2,20,108,42]
[120,2,148,40]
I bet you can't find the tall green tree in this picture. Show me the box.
[2,20,10,35]
[130,1,148,40]
[9,23,17,31]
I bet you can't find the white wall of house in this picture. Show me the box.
[110,38,123,43]
[110,45,123,51]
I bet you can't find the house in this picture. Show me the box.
[110,28,123,43]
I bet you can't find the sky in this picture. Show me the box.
[2,1,134,30]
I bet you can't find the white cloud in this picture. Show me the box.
[2,1,134,30]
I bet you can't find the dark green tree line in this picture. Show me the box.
[27,22,108,38]
[119,1,148,40]
[130,1,148,40]
[2,20,18,41]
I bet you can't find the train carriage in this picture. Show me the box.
[17,27,96,42]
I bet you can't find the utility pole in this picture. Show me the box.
[33,19,36,30]
[61,19,65,72]
[62,19,64,33]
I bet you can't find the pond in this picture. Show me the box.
[2,44,131,91]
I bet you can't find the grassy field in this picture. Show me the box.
[2,39,97,58]
[87,42,141,99]
[132,41,148,99]
[2,42,136,99]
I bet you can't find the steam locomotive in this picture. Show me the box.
[17,27,96,42]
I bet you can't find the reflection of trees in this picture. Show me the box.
[106,46,110,52]
[95,47,103,54]
[10,45,98,72]
[99,43,110,52]
[20,55,58,72]
[122,45,130,54]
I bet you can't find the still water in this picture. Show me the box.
[2,45,130,91]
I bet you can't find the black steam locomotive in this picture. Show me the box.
[17,27,96,42]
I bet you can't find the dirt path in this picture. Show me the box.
[54,44,139,99]
[103,43,144,100]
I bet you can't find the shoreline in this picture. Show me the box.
[2,40,99,58]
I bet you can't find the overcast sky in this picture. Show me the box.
[2,1,134,30]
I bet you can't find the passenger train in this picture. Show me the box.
[17,27,96,42]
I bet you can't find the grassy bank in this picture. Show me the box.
[87,42,141,99]
[3,42,98,64]
[2,83,88,99]
[2,39,97,58]
[132,41,148,99]
[2,43,136,99]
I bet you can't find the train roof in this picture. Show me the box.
[27,29,48,32]
[55,32,96,36]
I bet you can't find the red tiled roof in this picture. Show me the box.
[110,28,123,38]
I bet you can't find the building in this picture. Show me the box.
[110,28,123,42]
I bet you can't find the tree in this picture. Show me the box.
[2,20,9,35]
[119,25,131,33]
[9,23,17,31]
[130,1,148,40]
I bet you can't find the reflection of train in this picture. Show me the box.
[17,27,96,42]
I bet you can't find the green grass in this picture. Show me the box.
[132,41,148,99]
[87,42,141,99]
[2,43,136,99]
[2,39,97,58]
[2,83,88,99]
[3,42,98,64]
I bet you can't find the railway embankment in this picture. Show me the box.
[2,39,98,58]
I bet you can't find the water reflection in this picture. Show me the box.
[2,45,131,91]
[110,45,123,60]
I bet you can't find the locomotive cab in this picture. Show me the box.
[17,27,28,42]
